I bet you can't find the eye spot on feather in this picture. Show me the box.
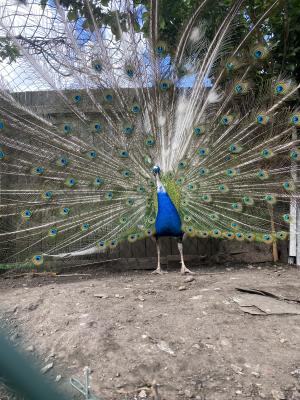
[119,150,129,158]
[220,115,233,126]
[283,181,295,191]
[236,232,244,241]
[243,196,254,206]
[32,166,44,175]
[231,202,242,212]
[276,231,288,240]
[32,255,43,266]
[65,177,76,187]
[226,62,234,71]
[178,160,187,169]
[283,214,291,223]
[42,191,53,200]
[159,80,171,91]
[218,184,229,193]
[202,194,212,203]
[260,148,273,159]
[199,167,209,176]
[264,194,277,204]
[94,177,104,187]
[0,150,5,160]
[63,123,72,134]
[290,148,300,161]
[97,241,106,250]
[246,233,255,242]
[123,124,134,135]
[131,104,141,113]
[198,147,209,157]
[87,150,97,159]
[94,123,102,133]
[262,234,273,244]
[22,209,32,219]
[57,157,69,167]
[290,114,300,126]
[145,136,155,147]
[81,223,90,232]
[128,234,138,243]
[60,207,70,216]
[256,114,270,125]
[74,94,81,103]
[48,227,58,237]
[0,121,4,129]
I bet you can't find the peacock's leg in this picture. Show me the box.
[177,236,194,275]
[151,237,167,274]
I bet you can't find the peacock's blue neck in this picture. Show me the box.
[155,176,182,237]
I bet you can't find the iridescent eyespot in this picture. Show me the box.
[125,67,134,78]
[176,177,185,185]
[199,167,209,176]
[283,214,291,223]
[97,240,106,250]
[57,157,69,167]
[0,121,4,129]
[65,177,76,187]
[202,194,212,202]
[128,234,138,243]
[104,93,113,102]
[32,166,44,175]
[81,223,90,232]
[243,196,254,205]
[120,216,128,224]
[32,255,43,266]
[257,169,269,180]
[282,181,295,191]
[22,209,32,219]
[256,114,270,125]
[276,231,288,240]
[63,123,72,133]
[225,232,234,240]
[92,60,102,72]
[212,229,221,238]
[119,150,129,158]
[137,185,145,193]
[178,160,187,169]
[109,239,119,249]
[198,147,209,156]
[0,150,5,160]
[290,148,300,161]
[229,144,242,153]
[60,207,70,216]
[43,191,53,200]
[252,45,268,60]
[94,177,104,187]
[131,104,141,113]
[155,42,166,55]
[48,228,58,237]
[220,115,233,125]
[231,202,242,211]
[145,137,155,146]
[218,184,229,193]
[187,183,196,191]
[261,148,273,159]
[94,123,102,132]
[290,114,300,126]
[123,124,134,135]
[246,233,255,242]
[87,150,97,159]
[122,170,131,178]
[74,94,81,103]
[231,222,239,230]
[159,80,171,91]
[105,192,113,200]
[236,232,244,241]
[262,234,273,244]
[226,168,237,177]
[264,194,276,204]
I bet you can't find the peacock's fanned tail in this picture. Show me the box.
[0,0,299,267]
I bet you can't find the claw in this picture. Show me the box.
[180,266,195,275]
[151,268,168,275]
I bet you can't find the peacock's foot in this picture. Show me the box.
[180,265,195,275]
[151,267,168,275]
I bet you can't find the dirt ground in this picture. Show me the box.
[0,263,300,400]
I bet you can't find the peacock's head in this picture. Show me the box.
[152,165,161,175]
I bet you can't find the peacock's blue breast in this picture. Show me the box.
[155,191,182,237]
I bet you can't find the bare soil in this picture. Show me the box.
[0,263,300,400]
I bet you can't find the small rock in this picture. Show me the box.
[192,344,200,350]
[55,375,62,382]
[259,392,266,398]
[271,390,286,400]
[137,296,145,302]
[26,345,35,352]
[115,294,124,298]
[235,390,242,395]
[178,286,187,291]
[247,265,254,269]
[251,371,260,378]
[138,389,147,398]
[41,362,54,374]
[291,368,300,377]
[280,338,287,344]
[184,276,195,283]
[231,364,244,375]
[184,389,194,398]
[28,303,39,311]
[94,294,108,299]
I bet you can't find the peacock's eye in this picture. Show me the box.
[226,62,234,70]
[64,124,71,133]
[106,94,113,102]
[74,94,81,102]
[276,85,283,93]
[126,69,134,77]
[131,105,141,113]
[254,50,262,58]
[0,121,4,129]
[94,123,102,131]
[0,150,5,159]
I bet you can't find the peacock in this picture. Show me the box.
[0,0,299,274]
